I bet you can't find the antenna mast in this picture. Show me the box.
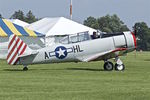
[70,0,72,20]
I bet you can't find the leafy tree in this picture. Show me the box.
[120,25,129,32]
[10,10,39,23]
[25,10,38,23]
[133,22,150,51]
[84,14,129,33]
[97,14,129,32]
[0,14,2,18]
[102,27,112,33]
[10,10,25,21]
[84,16,99,29]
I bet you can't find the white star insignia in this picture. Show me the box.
[56,48,66,57]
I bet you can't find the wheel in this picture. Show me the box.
[115,64,125,71]
[23,67,28,71]
[104,61,114,71]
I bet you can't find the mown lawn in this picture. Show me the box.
[0,52,150,100]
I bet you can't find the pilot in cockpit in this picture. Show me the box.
[91,31,99,39]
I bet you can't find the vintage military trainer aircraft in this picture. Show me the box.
[7,30,136,71]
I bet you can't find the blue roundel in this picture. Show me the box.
[55,46,68,59]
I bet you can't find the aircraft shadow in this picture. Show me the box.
[3,69,36,72]
[66,68,105,72]
[144,59,150,61]
[3,68,66,72]
[3,68,105,72]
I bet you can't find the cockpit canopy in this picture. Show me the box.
[59,31,91,44]
[45,30,125,46]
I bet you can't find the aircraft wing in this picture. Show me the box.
[81,48,127,62]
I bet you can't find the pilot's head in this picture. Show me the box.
[93,31,97,35]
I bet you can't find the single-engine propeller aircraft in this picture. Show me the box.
[6,29,136,71]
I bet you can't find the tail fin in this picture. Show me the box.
[7,34,32,65]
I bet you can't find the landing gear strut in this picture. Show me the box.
[23,65,28,71]
[114,57,125,71]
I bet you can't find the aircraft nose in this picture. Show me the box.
[123,31,137,50]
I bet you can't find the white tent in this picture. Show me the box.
[7,19,29,27]
[27,17,97,36]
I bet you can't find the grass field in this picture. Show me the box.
[0,52,150,100]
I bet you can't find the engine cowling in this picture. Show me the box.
[112,31,136,52]
[123,31,136,49]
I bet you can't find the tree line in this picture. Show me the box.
[0,10,150,51]
[0,10,38,24]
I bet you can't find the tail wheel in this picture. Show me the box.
[104,61,114,71]
[115,64,125,71]
[23,67,28,71]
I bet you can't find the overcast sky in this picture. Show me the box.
[0,0,150,29]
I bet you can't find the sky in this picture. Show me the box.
[0,0,150,29]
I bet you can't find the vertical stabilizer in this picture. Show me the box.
[7,34,32,65]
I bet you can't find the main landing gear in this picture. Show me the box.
[104,61,113,71]
[23,65,28,71]
[103,57,125,71]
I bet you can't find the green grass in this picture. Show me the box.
[0,52,150,100]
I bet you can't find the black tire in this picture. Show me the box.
[104,61,114,71]
[23,67,28,71]
[115,64,125,71]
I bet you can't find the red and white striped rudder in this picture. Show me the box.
[7,34,32,65]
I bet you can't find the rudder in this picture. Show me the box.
[7,34,32,65]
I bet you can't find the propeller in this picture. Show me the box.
[132,25,137,58]
[133,26,137,37]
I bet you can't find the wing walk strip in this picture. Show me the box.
[7,35,27,65]
[0,19,39,37]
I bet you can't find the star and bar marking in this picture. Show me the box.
[45,45,83,60]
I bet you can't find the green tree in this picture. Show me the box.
[133,22,150,51]
[84,14,129,33]
[97,14,129,32]
[0,14,2,18]
[102,27,112,33]
[10,10,39,23]
[25,10,38,23]
[10,10,25,21]
[84,16,99,29]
